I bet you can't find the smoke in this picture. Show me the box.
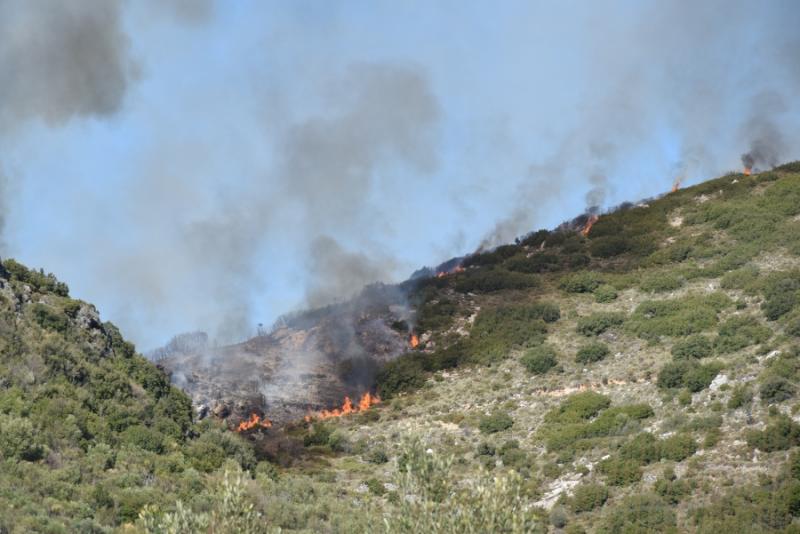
[0,0,137,129]
[585,174,609,212]
[740,92,789,171]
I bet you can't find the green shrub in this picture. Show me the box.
[671,335,713,359]
[121,425,165,454]
[589,236,633,258]
[598,458,642,486]
[659,434,697,461]
[728,384,753,409]
[520,345,558,375]
[627,293,731,339]
[571,483,609,513]
[594,284,618,303]
[560,272,604,293]
[618,432,660,464]
[467,305,550,361]
[720,265,760,290]
[576,312,626,336]
[376,354,427,399]
[367,447,389,464]
[640,273,684,293]
[655,468,691,504]
[761,274,800,320]
[545,392,612,424]
[760,377,796,404]
[746,416,800,452]
[786,315,800,337]
[452,267,538,293]
[657,361,721,392]
[575,342,610,364]
[462,245,521,267]
[598,494,676,533]
[30,303,70,333]
[478,412,514,434]
[714,316,772,354]
[0,414,44,461]
[504,253,561,273]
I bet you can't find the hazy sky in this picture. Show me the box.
[1,0,798,349]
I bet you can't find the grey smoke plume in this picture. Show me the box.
[740,92,789,171]
[0,0,137,129]
[585,174,609,212]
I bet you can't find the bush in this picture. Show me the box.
[545,392,611,424]
[452,267,538,293]
[787,315,800,337]
[30,303,70,333]
[467,305,550,361]
[479,412,514,434]
[575,342,610,364]
[599,494,676,533]
[720,265,760,290]
[728,385,753,409]
[122,425,165,454]
[671,335,713,359]
[761,275,800,320]
[0,414,44,461]
[640,273,684,293]
[594,284,618,303]
[376,354,427,399]
[746,416,800,452]
[520,345,558,375]
[560,272,604,293]
[660,434,697,461]
[760,377,796,404]
[627,293,731,339]
[576,312,626,336]
[714,316,772,354]
[657,361,720,392]
[599,458,642,486]
[590,236,633,258]
[571,483,609,513]
[618,432,661,464]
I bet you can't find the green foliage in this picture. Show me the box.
[594,284,618,303]
[618,432,661,464]
[2,258,70,296]
[640,273,684,293]
[30,303,70,333]
[545,392,612,424]
[452,266,539,293]
[720,265,760,290]
[571,483,609,513]
[520,344,559,374]
[657,361,721,392]
[387,439,536,533]
[599,493,676,533]
[671,335,713,359]
[575,341,610,364]
[478,411,514,434]
[576,312,626,336]
[462,244,521,267]
[467,304,552,362]
[714,316,771,354]
[728,385,753,409]
[598,457,642,486]
[659,434,697,461]
[746,416,800,452]
[376,353,427,399]
[0,413,44,461]
[416,295,461,332]
[761,272,800,321]
[759,377,796,404]
[589,236,634,258]
[627,293,732,339]
[560,271,604,293]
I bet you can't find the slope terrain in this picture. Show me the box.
[2,164,800,533]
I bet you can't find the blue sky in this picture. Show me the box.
[1,0,798,349]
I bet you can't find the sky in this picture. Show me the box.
[1,0,799,350]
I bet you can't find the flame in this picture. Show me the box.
[581,214,599,237]
[671,178,681,193]
[436,265,465,278]
[306,392,381,421]
[743,166,752,176]
[236,413,272,432]
[409,333,420,348]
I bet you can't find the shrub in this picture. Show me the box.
[671,335,713,359]
[452,267,538,293]
[728,384,753,409]
[545,392,612,424]
[479,412,514,434]
[599,494,676,533]
[761,274,800,320]
[590,236,633,258]
[0,414,44,461]
[657,361,721,392]
[618,432,661,464]
[122,425,165,454]
[746,416,800,452]
[720,265,760,290]
[640,273,684,293]
[468,305,550,361]
[576,312,626,336]
[598,458,642,486]
[760,377,796,404]
[504,253,561,274]
[594,284,618,303]
[576,342,610,364]
[520,345,558,375]
[376,354,427,399]
[787,315,800,337]
[627,293,731,339]
[367,447,389,464]
[659,434,697,461]
[560,272,604,293]
[571,483,609,513]
[714,316,772,354]
[30,303,70,333]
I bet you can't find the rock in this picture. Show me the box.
[709,374,729,392]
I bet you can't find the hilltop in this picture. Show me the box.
[3,163,800,532]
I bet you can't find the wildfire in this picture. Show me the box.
[743,167,752,176]
[436,265,465,278]
[581,214,599,237]
[409,333,420,348]
[236,413,272,432]
[671,178,681,193]
[305,392,381,421]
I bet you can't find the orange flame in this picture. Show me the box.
[743,167,752,176]
[306,392,381,421]
[410,333,420,348]
[236,413,272,432]
[671,178,681,193]
[436,265,465,278]
[581,214,599,237]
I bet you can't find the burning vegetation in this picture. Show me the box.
[305,392,381,421]
[409,333,420,348]
[581,214,599,237]
[236,413,273,432]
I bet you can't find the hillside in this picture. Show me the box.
[3,164,800,532]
